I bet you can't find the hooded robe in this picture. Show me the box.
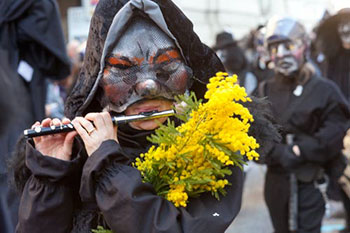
[12,1,279,233]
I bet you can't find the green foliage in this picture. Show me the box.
[92,226,113,233]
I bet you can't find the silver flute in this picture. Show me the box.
[24,109,175,138]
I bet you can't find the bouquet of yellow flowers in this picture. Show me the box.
[134,72,260,207]
[93,72,260,232]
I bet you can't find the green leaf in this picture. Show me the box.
[92,226,113,233]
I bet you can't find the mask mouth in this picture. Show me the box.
[340,30,350,37]
[276,56,296,67]
[338,21,350,44]
[278,61,293,69]
[275,56,299,76]
[107,97,173,116]
[340,33,350,44]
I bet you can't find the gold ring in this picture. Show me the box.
[87,128,95,135]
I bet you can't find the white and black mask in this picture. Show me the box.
[268,39,305,77]
[264,17,307,77]
[338,19,350,48]
[101,17,193,113]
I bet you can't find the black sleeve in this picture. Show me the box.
[80,140,243,233]
[295,95,349,163]
[16,141,83,233]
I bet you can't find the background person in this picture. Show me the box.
[213,31,258,95]
[257,17,349,233]
[0,0,70,232]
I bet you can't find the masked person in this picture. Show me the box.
[11,1,279,233]
[250,26,274,87]
[314,8,350,102]
[0,0,70,232]
[257,17,349,233]
[312,9,350,233]
[213,31,258,95]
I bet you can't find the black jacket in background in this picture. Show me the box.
[0,0,70,121]
[326,48,350,102]
[258,65,349,179]
[0,1,70,232]
[0,0,70,160]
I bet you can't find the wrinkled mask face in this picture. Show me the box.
[268,39,305,77]
[101,17,193,113]
[338,19,350,49]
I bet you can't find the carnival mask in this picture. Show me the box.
[101,17,193,113]
[338,19,350,48]
[268,39,305,77]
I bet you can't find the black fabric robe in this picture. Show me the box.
[326,48,350,102]
[0,1,70,232]
[262,72,349,174]
[16,127,243,233]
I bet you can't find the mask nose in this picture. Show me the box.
[276,44,289,58]
[135,79,160,97]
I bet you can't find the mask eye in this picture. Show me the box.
[287,43,294,51]
[106,56,135,70]
[161,61,180,73]
[112,64,133,70]
[156,62,181,81]
[269,46,277,55]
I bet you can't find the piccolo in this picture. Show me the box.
[24,109,175,138]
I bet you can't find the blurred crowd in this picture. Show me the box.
[213,8,350,233]
[0,0,85,232]
[0,0,350,232]
[45,40,85,119]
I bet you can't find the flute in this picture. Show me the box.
[24,109,175,138]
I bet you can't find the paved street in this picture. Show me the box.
[225,163,346,233]
[226,163,273,233]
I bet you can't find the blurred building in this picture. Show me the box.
[57,0,81,40]
[173,0,349,46]
[56,0,349,44]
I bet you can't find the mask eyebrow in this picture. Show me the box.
[106,55,133,67]
[153,47,180,64]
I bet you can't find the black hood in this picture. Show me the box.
[65,0,224,119]
[64,0,280,156]
[0,0,70,79]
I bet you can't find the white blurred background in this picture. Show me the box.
[172,0,349,46]
[64,0,350,46]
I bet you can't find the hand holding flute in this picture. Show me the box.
[31,118,78,161]
[24,109,175,138]
[28,108,175,160]
[31,112,118,160]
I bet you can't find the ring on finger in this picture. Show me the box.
[87,128,95,136]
